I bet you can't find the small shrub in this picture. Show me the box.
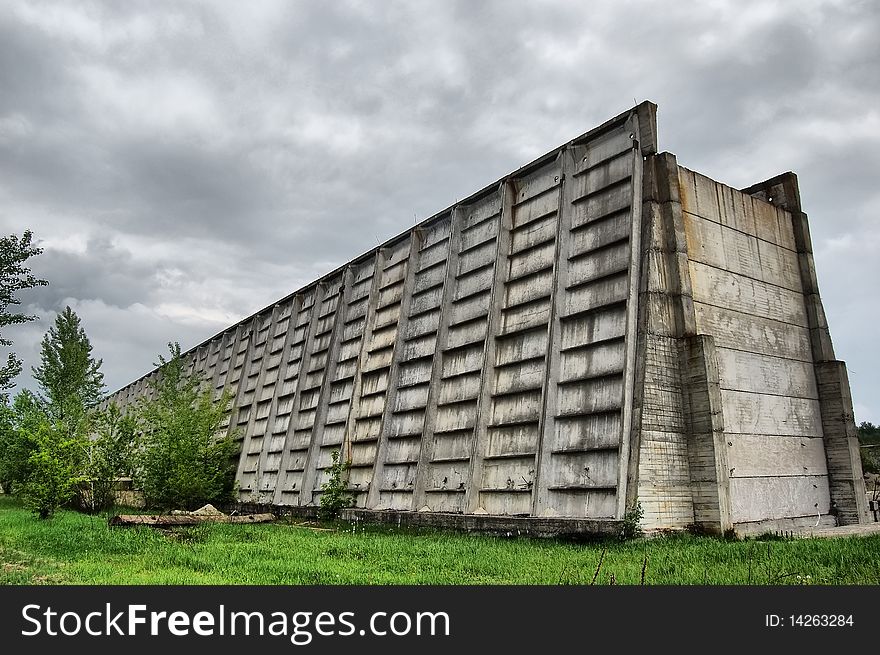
[75,404,138,513]
[319,449,353,520]
[22,421,84,519]
[621,501,644,540]
[136,343,239,511]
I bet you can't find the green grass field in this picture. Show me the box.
[1,496,878,585]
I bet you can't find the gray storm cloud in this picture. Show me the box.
[1,0,877,421]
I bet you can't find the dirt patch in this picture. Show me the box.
[3,562,28,572]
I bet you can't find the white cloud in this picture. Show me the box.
[76,65,226,140]
[0,113,33,142]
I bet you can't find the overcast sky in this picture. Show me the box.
[1,0,878,423]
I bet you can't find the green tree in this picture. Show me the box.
[15,307,122,514]
[0,390,45,493]
[32,306,105,428]
[76,403,138,513]
[0,231,48,395]
[22,419,85,519]
[136,342,238,510]
[858,422,880,474]
[0,398,17,493]
[858,421,880,445]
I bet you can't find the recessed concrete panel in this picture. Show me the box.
[510,214,557,254]
[552,413,621,451]
[431,432,472,462]
[693,303,812,361]
[571,184,631,229]
[689,261,808,326]
[486,424,540,458]
[715,348,818,398]
[729,476,830,523]
[386,410,424,438]
[721,389,822,437]
[727,435,827,477]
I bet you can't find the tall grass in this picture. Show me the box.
[1,496,878,585]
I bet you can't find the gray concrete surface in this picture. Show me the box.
[105,102,869,533]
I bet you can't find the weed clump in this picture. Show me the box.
[621,501,644,540]
[319,450,353,521]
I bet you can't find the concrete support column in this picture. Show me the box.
[412,208,465,511]
[339,250,386,505]
[271,285,324,506]
[680,335,732,533]
[617,133,646,519]
[532,150,571,517]
[300,269,354,505]
[254,297,302,498]
[224,318,257,463]
[221,321,252,429]
[629,152,702,530]
[234,307,279,499]
[815,362,869,524]
[465,181,514,514]
[366,234,423,509]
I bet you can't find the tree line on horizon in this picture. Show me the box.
[0,230,238,518]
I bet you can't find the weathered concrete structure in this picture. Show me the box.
[107,102,868,534]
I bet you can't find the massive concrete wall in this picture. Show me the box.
[107,102,867,532]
